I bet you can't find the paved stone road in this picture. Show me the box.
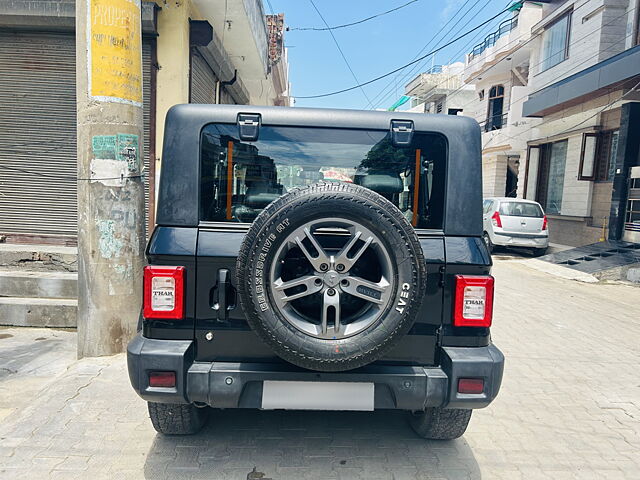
[1,258,639,479]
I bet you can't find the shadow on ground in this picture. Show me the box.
[144,409,480,480]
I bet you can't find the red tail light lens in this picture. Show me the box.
[454,275,494,327]
[458,378,484,394]
[542,215,548,231]
[491,211,502,228]
[143,266,185,319]
[149,371,176,388]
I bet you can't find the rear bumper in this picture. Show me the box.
[491,231,549,248]
[127,334,504,411]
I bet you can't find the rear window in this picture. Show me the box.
[498,201,543,218]
[199,124,447,229]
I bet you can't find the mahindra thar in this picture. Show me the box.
[127,104,504,439]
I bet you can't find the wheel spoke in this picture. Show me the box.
[321,289,341,335]
[341,276,389,305]
[335,231,373,272]
[273,275,323,302]
[294,227,330,271]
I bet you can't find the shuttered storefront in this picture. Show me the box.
[0,32,77,235]
[190,49,218,104]
[0,32,154,237]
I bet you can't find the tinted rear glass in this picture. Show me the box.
[200,124,447,229]
[499,202,543,218]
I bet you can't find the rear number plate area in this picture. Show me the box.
[261,381,374,411]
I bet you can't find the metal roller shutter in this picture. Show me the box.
[190,49,217,104]
[0,32,153,237]
[0,32,77,235]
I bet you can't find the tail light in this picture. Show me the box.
[542,215,548,231]
[491,211,502,228]
[143,266,185,319]
[454,275,494,327]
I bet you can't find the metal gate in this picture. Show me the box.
[623,166,640,243]
[0,32,153,237]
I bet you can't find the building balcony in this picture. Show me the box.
[463,4,542,83]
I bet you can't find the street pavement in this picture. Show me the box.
[0,257,639,479]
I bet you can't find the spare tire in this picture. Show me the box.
[236,182,426,372]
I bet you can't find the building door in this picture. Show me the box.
[0,31,154,239]
[505,156,519,197]
[536,140,567,214]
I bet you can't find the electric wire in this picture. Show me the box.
[307,0,373,105]
[295,4,514,99]
[364,0,480,109]
[411,0,635,125]
[474,5,639,148]
[289,0,419,31]
[367,0,497,110]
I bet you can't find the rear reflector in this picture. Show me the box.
[149,371,176,388]
[453,275,494,327]
[143,266,185,319]
[458,378,484,394]
[542,215,548,231]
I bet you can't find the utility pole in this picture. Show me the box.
[76,0,146,357]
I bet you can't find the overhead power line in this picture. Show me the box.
[364,0,477,109]
[295,4,514,99]
[367,0,495,110]
[307,0,373,105]
[289,0,419,31]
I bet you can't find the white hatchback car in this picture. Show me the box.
[482,197,549,256]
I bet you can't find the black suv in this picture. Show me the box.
[127,105,504,439]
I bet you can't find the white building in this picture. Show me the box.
[462,2,543,198]
[404,63,476,115]
[520,0,640,246]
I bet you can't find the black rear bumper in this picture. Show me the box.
[127,334,504,410]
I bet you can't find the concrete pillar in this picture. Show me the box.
[76,0,147,357]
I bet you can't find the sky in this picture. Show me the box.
[264,0,513,110]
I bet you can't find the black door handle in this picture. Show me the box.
[213,269,233,320]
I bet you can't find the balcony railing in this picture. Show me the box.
[469,17,518,60]
[478,112,509,132]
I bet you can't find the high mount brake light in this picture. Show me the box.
[454,275,494,328]
[542,215,548,231]
[143,266,185,319]
[491,211,502,228]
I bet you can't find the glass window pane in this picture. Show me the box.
[499,202,543,217]
[540,14,570,71]
[200,125,447,229]
[580,135,596,178]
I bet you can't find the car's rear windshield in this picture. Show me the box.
[499,201,543,218]
[199,124,447,229]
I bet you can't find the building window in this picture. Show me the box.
[485,85,504,131]
[578,132,598,180]
[536,140,568,214]
[595,130,619,181]
[436,103,443,113]
[540,12,571,71]
[447,108,463,115]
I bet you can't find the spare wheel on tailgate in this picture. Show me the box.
[236,182,427,372]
